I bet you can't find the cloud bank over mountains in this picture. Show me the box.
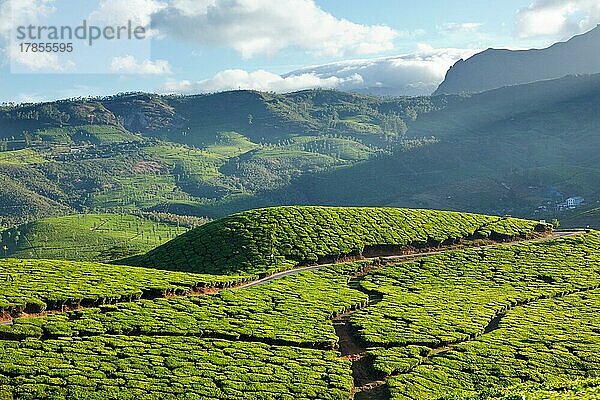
[162,45,478,96]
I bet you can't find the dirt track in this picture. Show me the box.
[0,230,585,326]
[237,230,583,289]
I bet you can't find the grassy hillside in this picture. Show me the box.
[0,226,598,399]
[128,206,548,276]
[0,213,206,263]
[264,74,600,219]
[0,90,439,226]
[0,173,70,227]
[2,75,598,225]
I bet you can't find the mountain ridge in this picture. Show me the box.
[435,25,600,95]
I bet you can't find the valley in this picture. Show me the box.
[2,3,600,400]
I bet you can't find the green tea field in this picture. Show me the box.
[0,213,206,263]
[0,207,598,399]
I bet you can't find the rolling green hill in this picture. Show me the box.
[128,206,548,276]
[264,74,600,220]
[0,210,597,399]
[0,90,438,226]
[0,213,206,262]
[0,74,599,228]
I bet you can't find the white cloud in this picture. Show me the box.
[0,1,76,72]
[0,0,56,38]
[89,0,165,31]
[161,69,363,93]
[152,0,398,58]
[439,22,483,34]
[160,46,477,97]
[516,0,600,38]
[282,45,478,96]
[110,55,172,75]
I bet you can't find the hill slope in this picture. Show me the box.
[435,25,600,94]
[128,206,548,275]
[0,90,441,226]
[0,213,205,262]
[0,74,599,225]
[267,74,600,219]
[559,206,600,229]
[0,225,598,400]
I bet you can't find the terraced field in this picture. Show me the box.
[0,336,352,400]
[129,206,547,275]
[0,258,251,319]
[0,207,598,400]
[0,213,204,262]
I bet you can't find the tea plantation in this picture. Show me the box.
[0,213,204,263]
[0,258,250,318]
[1,207,599,400]
[0,336,352,400]
[129,206,547,275]
[2,261,370,347]
[358,232,600,399]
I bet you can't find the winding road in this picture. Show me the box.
[237,230,583,289]
[0,230,586,326]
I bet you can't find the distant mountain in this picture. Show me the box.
[265,73,600,219]
[1,73,599,227]
[284,47,476,97]
[434,25,600,95]
[0,90,440,226]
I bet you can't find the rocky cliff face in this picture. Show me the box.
[434,25,600,95]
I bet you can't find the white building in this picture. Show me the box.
[564,196,585,209]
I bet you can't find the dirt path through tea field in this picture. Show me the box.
[238,230,583,289]
[0,230,584,327]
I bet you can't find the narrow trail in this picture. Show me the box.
[326,230,591,398]
[332,272,389,399]
[0,231,582,328]
[238,230,581,290]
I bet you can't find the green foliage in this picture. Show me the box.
[387,290,600,399]
[489,378,600,399]
[0,173,70,228]
[0,336,352,400]
[349,232,600,399]
[35,125,139,144]
[7,261,369,348]
[0,89,440,225]
[0,213,199,262]
[1,78,600,222]
[0,149,46,165]
[0,215,596,400]
[0,258,249,316]
[354,233,600,348]
[130,206,546,275]
[263,75,600,220]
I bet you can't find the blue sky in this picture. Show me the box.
[0,0,598,103]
